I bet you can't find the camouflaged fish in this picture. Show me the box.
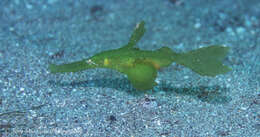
[49,21,231,90]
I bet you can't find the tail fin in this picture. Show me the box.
[175,45,231,77]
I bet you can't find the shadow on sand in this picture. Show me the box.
[48,77,232,104]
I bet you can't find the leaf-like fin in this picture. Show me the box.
[123,21,146,49]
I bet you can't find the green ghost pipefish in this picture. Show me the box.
[49,21,232,90]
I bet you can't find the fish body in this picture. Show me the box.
[49,21,231,90]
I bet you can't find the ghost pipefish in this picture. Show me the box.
[49,21,231,90]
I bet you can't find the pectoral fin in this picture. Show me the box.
[125,61,157,90]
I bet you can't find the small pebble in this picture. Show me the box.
[20,87,25,92]
[26,4,33,9]
[184,76,189,79]
[194,22,201,29]
[236,27,245,34]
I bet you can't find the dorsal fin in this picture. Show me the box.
[123,21,146,49]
